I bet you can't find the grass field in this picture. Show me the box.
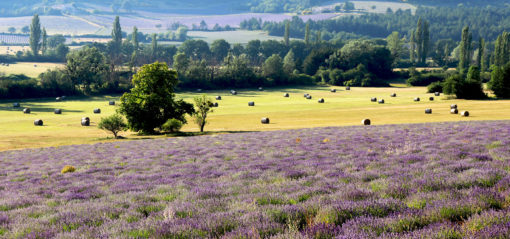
[1,85,510,151]
[0,62,65,78]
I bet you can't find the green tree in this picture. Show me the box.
[283,49,296,74]
[476,37,484,71]
[262,54,284,84]
[305,22,310,45]
[489,63,510,98]
[459,26,473,74]
[41,28,47,55]
[284,21,290,46]
[21,26,29,34]
[29,14,41,56]
[494,32,510,67]
[47,34,66,48]
[210,39,230,63]
[151,33,158,60]
[8,27,15,33]
[386,31,403,62]
[343,1,355,11]
[111,16,123,61]
[410,31,416,63]
[193,95,214,132]
[161,118,183,133]
[132,26,139,51]
[414,18,429,64]
[119,62,194,133]
[173,52,190,73]
[444,66,485,99]
[98,114,127,139]
[66,46,108,94]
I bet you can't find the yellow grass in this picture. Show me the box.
[0,62,65,78]
[1,86,510,151]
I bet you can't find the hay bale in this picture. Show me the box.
[346,86,350,90]
[12,102,20,108]
[414,97,420,102]
[61,96,66,100]
[318,98,325,103]
[306,95,312,100]
[214,102,219,107]
[56,97,62,101]
[391,93,397,97]
[216,96,222,100]
[450,104,457,109]
[331,89,336,93]
[93,108,101,114]
[81,117,90,126]
[435,92,440,96]
[425,108,432,114]
[378,99,385,104]
[34,64,37,67]
[304,93,309,97]
[23,108,31,114]
[362,119,371,125]
[261,117,270,124]
[54,109,62,114]
[231,90,237,95]
[450,108,458,114]
[461,111,469,117]
[34,119,43,126]
[258,87,263,91]
[283,93,289,97]
[371,97,377,102]
[109,101,115,105]
[248,102,255,106]
[197,89,202,92]
[429,97,434,101]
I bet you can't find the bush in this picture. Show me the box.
[61,165,76,174]
[162,119,183,133]
[98,114,128,138]
[407,72,446,86]
[427,81,444,93]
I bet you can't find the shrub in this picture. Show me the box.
[162,118,183,133]
[61,165,76,174]
[427,81,443,93]
[98,114,128,139]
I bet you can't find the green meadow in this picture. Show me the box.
[1,85,510,151]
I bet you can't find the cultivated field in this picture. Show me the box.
[1,86,510,151]
[0,62,65,78]
[0,120,509,237]
[187,30,285,44]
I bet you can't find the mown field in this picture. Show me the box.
[0,62,65,78]
[1,86,510,151]
[0,120,509,238]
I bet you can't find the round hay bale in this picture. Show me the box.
[450,104,457,109]
[197,89,202,92]
[425,108,432,114]
[461,111,470,117]
[435,92,440,96]
[81,117,90,126]
[93,108,101,114]
[283,93,289,97]
[54,109,62,114]
[304,93,309,98]
[261,117,270,124]
[450,108,458,114]
[12,102,20,107]
[371,97,377,102]
[258,87,263,91]
[248,102,255,106]
[56,97,62,101]
[414,97,420,102]
[346,86,351,90]
[231,90,237,95]
[34,119,43,126]
[318,98,325,103]
[109,100,115,105]
[216,96,222,100]
[306,95,312,100]
[378,99,385,104]
[362,119,371,125]
[391,93,397,97]
[34,64,37,67]
[213,102,219,107]
[23,108,31,114]
[331,89,336,93]
[61,96,66,100]
[429,97,434,101]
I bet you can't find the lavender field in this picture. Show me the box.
[1,121,510,238]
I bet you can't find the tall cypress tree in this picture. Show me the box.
[305,23,310,45]
[315,30,321,44]
[29,14,41,56]
[421,20,430,64]
[477,37,484,71]
[415,18,423,64]
[410,32,416,63]
[111,16,122,58]
[41,28,47,55]
[284,21,290,46]
[132,26,139,51]
[459,26,472,74]
[152,33,158,60]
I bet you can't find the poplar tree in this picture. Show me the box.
[132,26,139,51]
[305,23,310,45]
[41,28,47,55]
[415,18,423,63]
[459,26,473,74]
[152,33,158,60]
[29,14,41,56]
[111,16,122,59]
[410,32,416,63]
[284,21,290,46]
[477,37,484,71]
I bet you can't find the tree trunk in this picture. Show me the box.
[200,123,205,132]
